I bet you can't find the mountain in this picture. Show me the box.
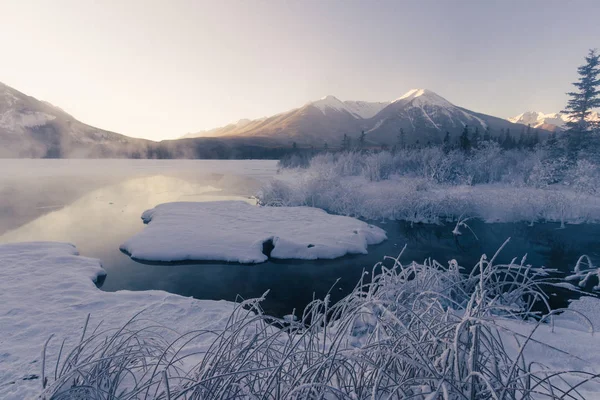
[0,82,290,159]
[0,81,158,158]
[182,96,389,143]
[0,80,550,158]
[508,111,600,132]
[188,89,541,146]
[365,89,506,145]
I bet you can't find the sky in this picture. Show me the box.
[1,0,599,141]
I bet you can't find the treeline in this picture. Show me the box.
[279,124,545,170]
[128,138,305,160]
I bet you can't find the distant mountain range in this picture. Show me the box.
[0,82,288,159]
[183,89,545,147]
[1,81,562,158]
[508,110,600,132]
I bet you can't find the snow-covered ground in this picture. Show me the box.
[120,201,387,263]
[2,242,600,399]
[0,242,236,400]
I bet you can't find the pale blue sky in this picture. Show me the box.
[1,0,598,140]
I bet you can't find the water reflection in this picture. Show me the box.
[1,174,599,318]
[0,175,254,256]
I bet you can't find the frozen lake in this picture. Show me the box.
[1,159,599,316]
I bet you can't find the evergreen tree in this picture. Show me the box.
[292,142,297,150]
[341,134,349,150]
[562,49,600,157]
[398,128,406,149]
[518,132,526,148]
[483,126,491,142]
[471,127,480,148]
[501,129,515,149]
[531,130,540,148]
[459,125,471,151]
[442,131,451,153]
[324,142,329,151]
[563,49,600,133]
[359,130,366,148]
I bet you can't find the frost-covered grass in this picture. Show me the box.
[41,242,600,399]
[260,147,600,224]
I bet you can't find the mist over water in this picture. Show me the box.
[1,159,599,317]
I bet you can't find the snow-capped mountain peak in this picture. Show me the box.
[508,111,565,127]
[394,88,429,101]
[508,110,600,132]
[309,95,347,113]
[392,88,453,108]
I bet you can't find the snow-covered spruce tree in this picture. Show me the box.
[562,49,600,156]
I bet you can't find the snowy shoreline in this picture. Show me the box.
[0,242,236,400]
[3,241,600,399]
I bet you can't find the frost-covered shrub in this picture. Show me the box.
[277,152,312,169]
[43,246,599,399]
[258,179,298,206]
[362,151,394,181]
[565,159,600,194]
[263,147,600,223]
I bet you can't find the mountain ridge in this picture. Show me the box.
[184,89,545,146]
[509,110,600,132]
[0,81,555,158]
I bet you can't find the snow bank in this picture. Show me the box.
[120,201,387,263]
[0,242,235,400]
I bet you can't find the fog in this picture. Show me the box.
[0,159,277,235]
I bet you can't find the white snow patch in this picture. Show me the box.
[343,100,389,119]
[309,96,389,119]
[0,110,56,130]
[0,242,235,400]
[508,111,600,130]
[309,95,349,115]
[120,201,387,263]
[392,88,453,109]
[367,118,386,132]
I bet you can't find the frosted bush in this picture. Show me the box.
[362,151,394,181]
[42,245,600,399]
[261,147,600,224]
[566,159,600,194]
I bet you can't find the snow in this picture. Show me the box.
[509,111,568,129]
[392,88,453,109]
[309,95,349,115]
[367,118,386,132]
[0,110,56,130]
[508,110,600,130]
[309,96,389,119]
[0,242,236,400]
[120,201,387,263]
[260,151,600,225]
[342,100,389,119]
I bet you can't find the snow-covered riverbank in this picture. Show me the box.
[0,242,235,399]
[3,241,600,399]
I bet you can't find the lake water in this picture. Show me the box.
[1,159,599,317]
